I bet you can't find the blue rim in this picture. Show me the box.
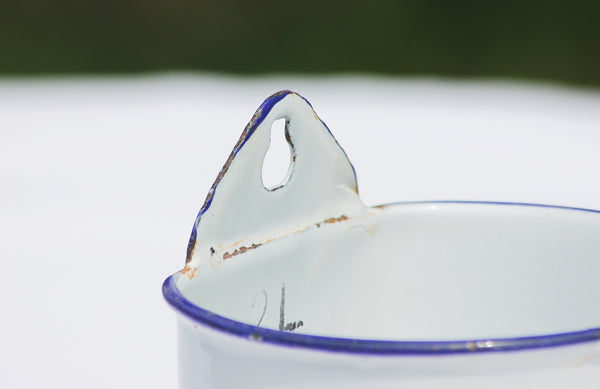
[164,201,600,355]
[185,90,357,263]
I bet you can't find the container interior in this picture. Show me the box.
[175,202,600,341]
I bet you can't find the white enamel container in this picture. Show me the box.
[163,91,600,388]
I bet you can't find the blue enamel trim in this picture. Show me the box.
[186,91,293,259]
[185,90,358,262]
[166,201,600,355]
[189,92,291,230]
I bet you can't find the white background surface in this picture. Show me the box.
[1,75,600,388]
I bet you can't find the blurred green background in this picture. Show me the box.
[1,0,599,86]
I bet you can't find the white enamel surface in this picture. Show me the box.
[171,91,600,387]
[177,317,600,389]
[5,76,600,389]
[176,202,600,340]
[185,92,366,273]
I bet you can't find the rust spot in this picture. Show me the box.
[223,243,263,260]
[313,110,319,120]
[284,122,297,165]
[323,215,349,224]
[284,122,292,144]
[249,333,263,341]
[219,215,350,260]
[181,266,198,279]
[185,236,196,264]
[314,214,350,230]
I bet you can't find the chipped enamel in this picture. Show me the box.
[164,91,600,388]
[183,91,366,274]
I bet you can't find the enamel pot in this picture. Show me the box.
[163,91,600,388]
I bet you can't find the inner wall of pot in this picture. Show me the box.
[176,203,600,340]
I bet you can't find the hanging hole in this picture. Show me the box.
[262,118,292,190]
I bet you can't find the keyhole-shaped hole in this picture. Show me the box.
[262,118,292,190]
